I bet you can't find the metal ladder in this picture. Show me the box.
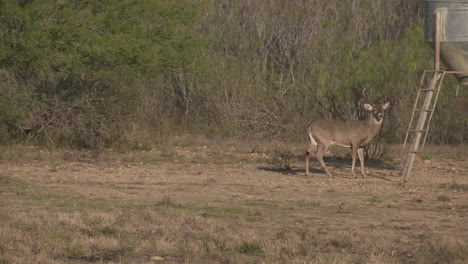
[402,70,446,181]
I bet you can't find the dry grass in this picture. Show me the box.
[0,141,467,263]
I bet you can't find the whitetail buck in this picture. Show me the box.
[305,89,389,178]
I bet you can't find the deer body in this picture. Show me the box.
[305,100,389,178]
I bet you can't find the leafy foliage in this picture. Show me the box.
[0,0,201,148]
[0,0,465,150]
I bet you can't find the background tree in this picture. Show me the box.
[0,0,465,152]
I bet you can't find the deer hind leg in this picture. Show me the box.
[316,143,332,178]
[305,136,318,176]
[351,145,358,178]
[357,148,366,177]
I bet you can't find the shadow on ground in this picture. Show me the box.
[259,157,398,180]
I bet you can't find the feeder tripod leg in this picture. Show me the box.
[402,11,443,182]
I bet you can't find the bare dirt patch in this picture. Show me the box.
[0,143,467,263]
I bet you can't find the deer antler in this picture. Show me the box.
[380,96,388,104]
[361,88,374,106]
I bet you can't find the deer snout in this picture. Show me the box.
[374,112,384,122]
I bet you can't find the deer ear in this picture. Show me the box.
[382,102,390,110]
[364,103,373,111]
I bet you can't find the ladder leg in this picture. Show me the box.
[402,71,427,151]
[402,72,440,182]
[420,72,445,151]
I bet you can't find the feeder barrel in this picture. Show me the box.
[425,0,468,85]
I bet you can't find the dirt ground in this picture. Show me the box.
[0,143,467,263]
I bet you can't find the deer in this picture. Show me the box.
[305,89,390,178]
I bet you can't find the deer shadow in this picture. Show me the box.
[258,156,398,180]
[257,165,318,177]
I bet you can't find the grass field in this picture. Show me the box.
[0,139,467,263]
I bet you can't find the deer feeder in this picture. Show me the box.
[402,0,468,182]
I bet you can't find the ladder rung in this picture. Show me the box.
[403,150,422,153]
[415,108,434,112]
[419,88,438,91]
[407,129,428,132]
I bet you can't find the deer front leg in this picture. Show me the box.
[351,145,358,178]
[357,148,366,177]
[316,144,332,178]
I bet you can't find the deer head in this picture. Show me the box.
[362,88,390,122]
